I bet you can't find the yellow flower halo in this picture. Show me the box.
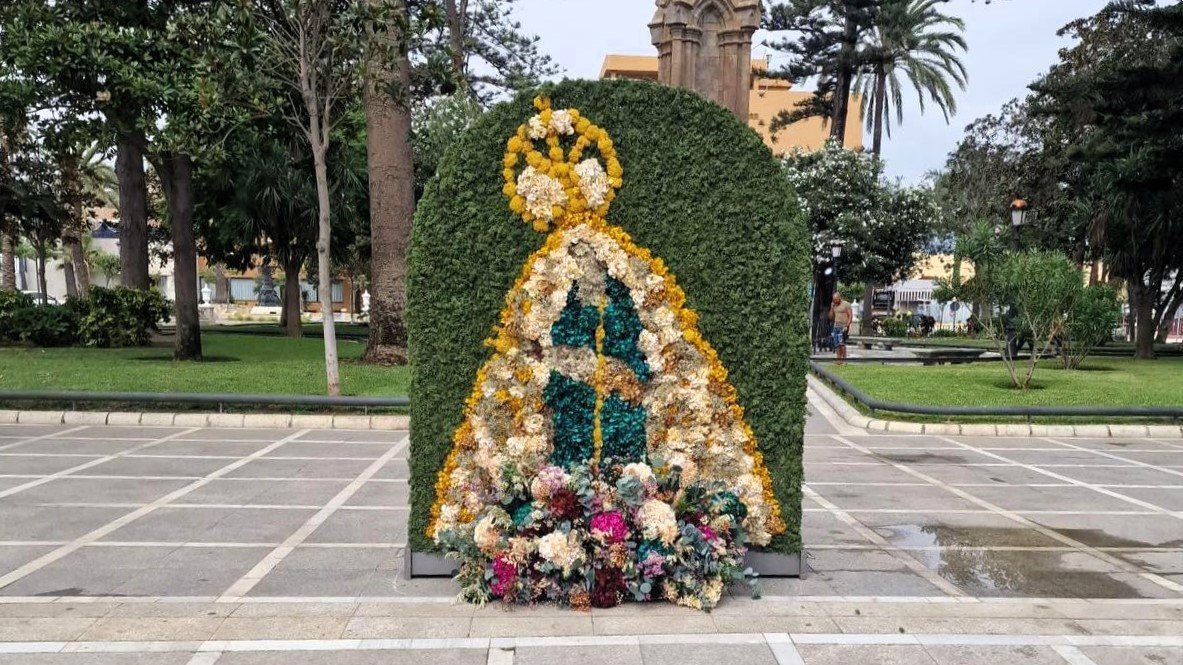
[502,96,624,232]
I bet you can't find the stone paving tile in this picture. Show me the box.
[274,546,399,571]
[371,458,410,479]
[0,545,55,572]
[212,616,348,639]
[344,481,409,506]
[111,547,273,596]
[1049,466,1183,486]
[263,441,391,459]
[180,478,350,506]
[0,456,99,475]
[228,602,358,618]
[1113,550,1183,574]
[922,645,1066,665]
[797,644,939,665]
[710,614,840,633]
[639,642,777,665]
[78,615,226,640]
[957,484,1155,513]
[803,548,911,572]
[1024,513,1183,549]
[813,570,946,597]
[342,615,472,638]
[1109,487,1183,511]
[1081,646,1183,664]
[0,425,75,437]
[87,456,230,478]
[10,440,141,455]
[831,615,1086,635]
[894,463,1072,487]
[0,478,29,492]
[223,458,373,479]
[801,513,879,547]
[807,484,983,512]
[517,645,643,665]
[246,568,379,597]
[0,506,130,541]
[0,603,115,619]
[591,613,715,635]
[176,428,290,441]
[992,449,1141,466]
[301,511,407,544]
[861,512,1069,548]
[802,463,924,485]
[195,507,318,543]
[97,507,237,542]
[354,602,474,618]
[70,427,185,440]
[141,440,275,457]
[0,616,97,640]
[296,429,408,443]
[8,478,191,506]
[469,615,594,637]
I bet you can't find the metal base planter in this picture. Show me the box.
[406,550,804,579]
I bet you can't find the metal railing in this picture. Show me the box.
[0,390,409,413]
[810,361,1183,421]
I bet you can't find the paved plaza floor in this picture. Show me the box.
[0,404,1181,664]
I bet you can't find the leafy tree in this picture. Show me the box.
[1031,1,1183,359]
[782,141,937,336]
[410,92,483,198]
[764,0,883,144]
[854,0,966,156]
[442,0,558,101]
[1061,283,1121,370]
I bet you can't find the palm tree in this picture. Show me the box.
[61,141,118,295]
[855,0,968,156]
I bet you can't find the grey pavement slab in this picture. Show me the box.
[0,656,192,665]
[640,643,778,665]
[111,547,273,596]
[176,428,291,441]
[218,651,484,665]
[6,478,191,505]
[302,511,407,544]
[87,456,230,478]
[0,506,131,541]
[922,645,1067,665]
[1081,646,1183,664]
[70,427,187,440]
[372,457,410,479]
[296,429,408,443]
[10,440,143,455]
[0,456,100,475]
[222,458,374,479]
[264,441,392,459]
[344,480,409,506]
[797,645,939,665]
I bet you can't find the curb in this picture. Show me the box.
[0,409,409,430]
[805,374,1183,439]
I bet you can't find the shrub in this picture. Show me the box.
[0,291,35,342]
[929,328,962,338]
[407,79,810,555]
[1062,283,1122,369]
[879,317,908,338]
[6,304,81,347]
[77,287,170,347]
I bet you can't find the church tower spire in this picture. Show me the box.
[650,0,762,120]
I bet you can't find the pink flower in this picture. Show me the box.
[699,525,718,542]
[590,511,629,544]
[490,556,518,598]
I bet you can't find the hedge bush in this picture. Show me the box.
[407,79,811,555]
[0,286,169,348]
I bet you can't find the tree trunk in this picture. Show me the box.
[34,239,47,303]
[1129,280,1157,360]
[363,1,415,365]
[859,283,875,335]
[156,153,202,362]
[62,244,77,299]
[282,252,304,338]
[0,226,14,292]
[444,0,468,84]
[871,65,886,156]
[214,264,229,303]
[68,230,90,294]
[312,141,341,396]
[828,13,858,145]
[811,270,835,349]
[115,132,151,290]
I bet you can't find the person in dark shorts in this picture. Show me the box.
[829,293,853,365]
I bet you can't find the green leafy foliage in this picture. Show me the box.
[407,79,810,555]
[1062,283,1122,370]
[75,287,171,348]
[879,316,908,338]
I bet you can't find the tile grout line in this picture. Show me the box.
[0,429,310,591]
[805,388,866,436]
[801,484,970,599]
[0,427,204,500]
[216,438,409,601]
[185,652,223,665]
[0,426,90,452]
[1052,645,1102,665]
[932,435,1183,521]
[829,434,1183,596]
[765,633,806,665]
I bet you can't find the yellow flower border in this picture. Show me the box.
[502,97,624,232]
[428,211,786,541]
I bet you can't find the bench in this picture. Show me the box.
[912,348,987,366]
[847,336,900,351]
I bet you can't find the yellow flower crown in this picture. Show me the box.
[502,97,624,232]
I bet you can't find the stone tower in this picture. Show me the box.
[650,0,762,120]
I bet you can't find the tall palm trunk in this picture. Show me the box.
[871,64,887,156]
[34,238,48,303]
[0,226,14,292]
[157,153,203,361]
[115,131,151,290]
[829,14,859,145]
[363,0,415,365]
[68,232,90,294]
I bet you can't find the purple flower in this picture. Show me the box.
[490,556,518,598]
[590,511,629,544]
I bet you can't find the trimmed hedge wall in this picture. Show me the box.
[408,79,810,554]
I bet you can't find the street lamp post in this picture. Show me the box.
[1010,198,1029,252]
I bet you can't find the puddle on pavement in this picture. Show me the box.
[876,452,971,465]
[879,524,1157,598]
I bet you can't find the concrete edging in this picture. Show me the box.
[0,408,409,430]
[806,374,1183,439]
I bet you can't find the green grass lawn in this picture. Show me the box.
[0,332,408,397]
[828,357,1183,409]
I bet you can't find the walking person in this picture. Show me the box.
[829,293,853,365]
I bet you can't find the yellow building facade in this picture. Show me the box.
[600,55,863,155]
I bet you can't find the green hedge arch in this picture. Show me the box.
[408,78,810,555]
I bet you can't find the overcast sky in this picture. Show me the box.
[511,0,1112,184]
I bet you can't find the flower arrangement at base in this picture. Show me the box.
[437,458,757,610]
[430,97,786,612]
